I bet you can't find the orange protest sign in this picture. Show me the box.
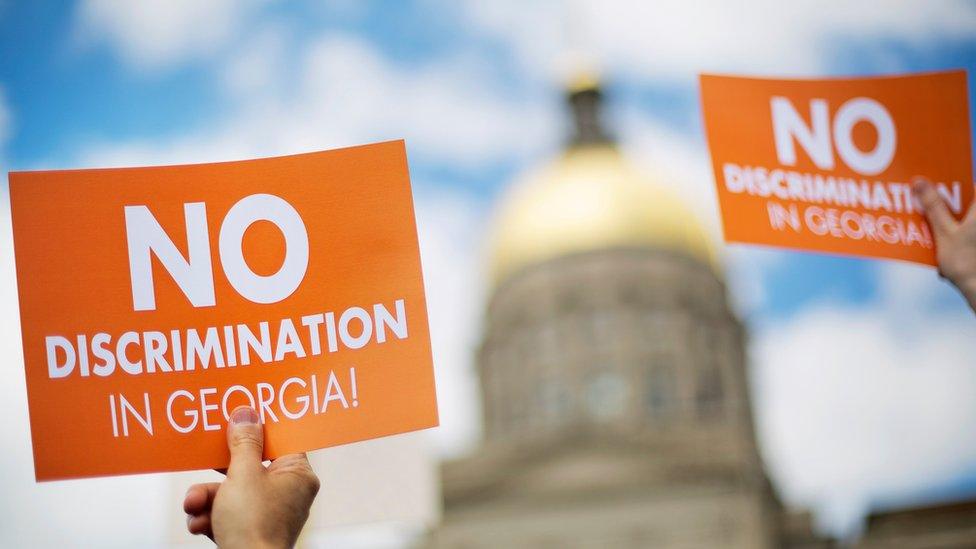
[700,70,973,264]
[9,140,438,481]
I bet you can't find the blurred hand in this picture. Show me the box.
[914,177,976,312]
[183,406,320,549]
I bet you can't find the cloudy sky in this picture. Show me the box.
[1,1,976,546]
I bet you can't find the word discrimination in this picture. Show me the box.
[722,162,960,248]
[45,299,408,379]
[723,162,964,215]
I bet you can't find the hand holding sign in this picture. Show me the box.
[184,406,319,546]
[915,178,976,312]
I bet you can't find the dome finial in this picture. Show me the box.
[566,72,613,147]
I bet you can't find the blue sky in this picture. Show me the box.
[2,1,976,545]
[4,1,975,322]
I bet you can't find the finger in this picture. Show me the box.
[267,452,312,473]
[226,406,265,479]
[183,482,220,515]
[186,512,213,539]
[913,177,957,237]
[268,453,320,499]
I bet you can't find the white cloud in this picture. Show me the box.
[414,189,488,458]
[752,261,976,537]
[75,0,262,69]
[297,36,558,167]
[73,34,556,171]
[466,0,976,82]
[220,23,288,100]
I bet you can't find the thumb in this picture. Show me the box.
[913,176,957,238]
[226,406,264,478]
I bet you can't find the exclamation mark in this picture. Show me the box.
[350,367,359,408]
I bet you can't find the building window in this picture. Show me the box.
[696,366,723,418]
[588,311,617,357]
[538,380,571,425]
[639,312,668,354]
[645,365,674,419]
[584,373,628,421]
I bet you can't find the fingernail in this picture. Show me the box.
[912,177,930,192]
[230,406,258,425]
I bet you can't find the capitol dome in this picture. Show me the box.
[489,142,717,283]
[433,76,802,549]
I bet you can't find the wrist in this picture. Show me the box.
[947,274,976,310]
[950,273,976,294]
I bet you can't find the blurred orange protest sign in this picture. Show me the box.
[9,141,438,481]
[700,70,972,264]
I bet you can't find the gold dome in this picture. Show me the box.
[489,144,717,283]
